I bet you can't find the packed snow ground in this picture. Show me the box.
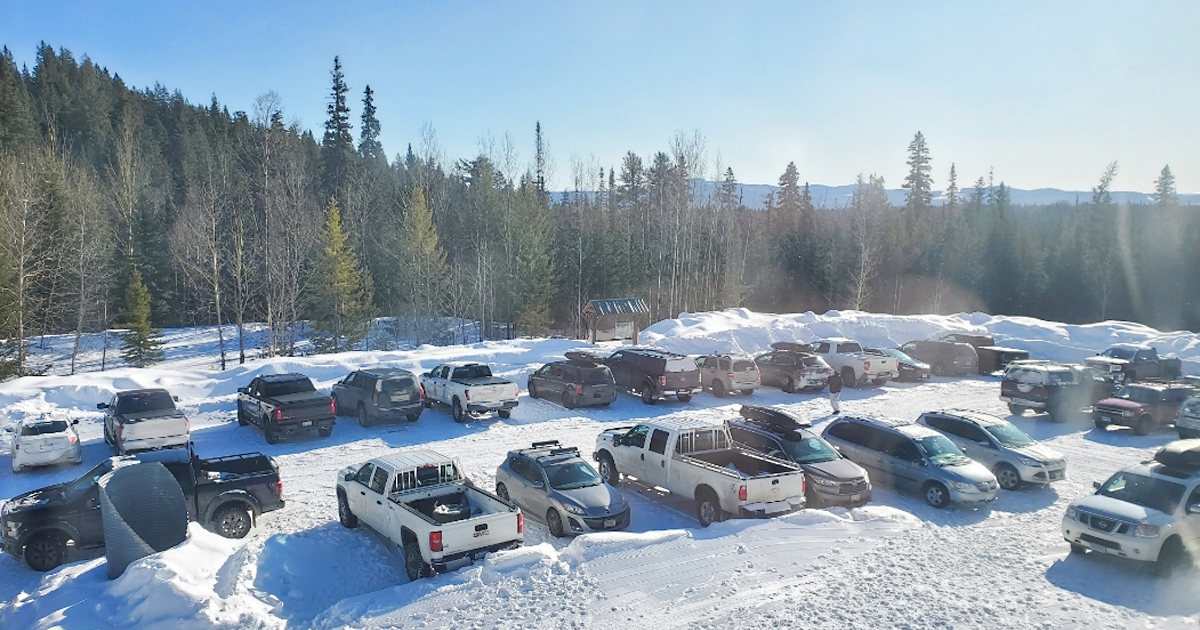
[3,309,1200,629]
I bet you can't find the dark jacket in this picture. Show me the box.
[828,372,843,393]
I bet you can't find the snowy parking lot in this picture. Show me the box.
[3,310,1200,629]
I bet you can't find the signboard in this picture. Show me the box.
[615,321,634,340]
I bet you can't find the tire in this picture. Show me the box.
[547,508,565,538]
[712,380,726,398]
[404,541,431,581]
[641,383,656,405]
[1008,404,1025,416]
[24,532,66,572]
[358,404,371,428]
[1094,418,1110,430]
[696,490,722,527]
[337,491,358,528]
[496,483,510,501]
[1134,415,1154,436]
[498,409,511,419]
[528,382,539,399]
[318,426,333,438]
[407,413,420,423]
[923,482,950,508]
[742,389,755,396]
[237,404,249,426]
[213,505,253,539]
[104,423,113,445]
[1126,371,1138,383]
[265,421,280,445]
[1156,536,1188,575]
[1180,429,1200,440]
[1069,542,1088,555]
[841,367,857,389]
[422,399,432,409]
[598,454,619,486]
[782,375,797,393]
[932,363,947,377]
[452,398,465,423]
[677,393,692,403]
[562,390,577,409]
[994,464,1021,491]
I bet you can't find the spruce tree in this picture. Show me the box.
[358,85,383,162]
[902,131,932,210]
[1092,161,1117,206]
[776,162,802,219]
[311,197,374,352]
[119,269,164,368]
[945,163,959,210]
[1154,165,1178,206]
[321,57,355,203]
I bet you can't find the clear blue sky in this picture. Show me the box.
[4,1,1197,192]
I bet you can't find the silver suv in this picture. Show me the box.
[698,353,761,397]
[821,415,998,508]
[495,440,630,537]
[917,410,1066,491]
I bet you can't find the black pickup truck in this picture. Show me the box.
[237,373,335,443]
[1,447,284,571]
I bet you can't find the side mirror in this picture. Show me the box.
[532,481,544,490]
[173,395,180,402]
[71,419,79,425]
[344,472,356,482]
[1188,504,1200,516]
[238,387,248,394]
[1092,481,1101,490]
[97,402,108,410]
[3,426,12,432]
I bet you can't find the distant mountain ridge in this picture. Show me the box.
[556,181,1197,208]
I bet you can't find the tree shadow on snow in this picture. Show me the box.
[1045,553,1200,617]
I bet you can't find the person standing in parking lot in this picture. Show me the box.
[827,371,843,414]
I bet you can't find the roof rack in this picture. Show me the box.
[531,440,560,449]
[1154,440,1200,472]
[548,447,580,458]
[771,341,815,354]
[738,405,811,430]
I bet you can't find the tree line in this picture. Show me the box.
[0,44,1196,376]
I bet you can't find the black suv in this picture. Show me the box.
[728,406,871,507]
[331,368,424,426]
[528,355,617,408]
[600,348,701,405]
[900,340,978,377]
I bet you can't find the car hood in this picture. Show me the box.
[1094,398,1143,412]
[1010,443,1064,463]
[1072,494,1159,522]
[555,483,627,515]
[804,458,867,481]
[940,460,996,484]
[4,484,67,516]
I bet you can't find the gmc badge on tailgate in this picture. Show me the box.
[474,523,489,538]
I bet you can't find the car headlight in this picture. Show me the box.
[861,471,869,483]
[950,481,973,491]
[1016,456,1042,467]
[1123,410,1135,417]
[1134,524,1161,538]
[1064,505,1078,521]
[810,476,837,487]
[562,503,586,515]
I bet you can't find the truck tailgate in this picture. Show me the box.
[465,383,515,403]
[273,394,333,422]
[120,413,188,442]
[744,471,807,505]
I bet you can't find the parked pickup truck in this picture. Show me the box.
[237,373,335,444]
[335,449,523,581]
[99,388,190,455]
[812,338,899,387]
[593,417,807,527]
[1,447,284,571]
[420,363,519,422]
[1092,382,1195,436]
[1085,344,1183,384]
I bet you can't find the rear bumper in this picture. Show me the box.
[374,403,424,420]
[276,417,335,434]
[658,387,702,397]
[14,444,80,468]
[122,434,189,452]
[466,400,519,413]
[577,390,618,406]
[1000,396,1046,410]
[860,372,898,383]
[737,495,806,518]
[432,539,523,571]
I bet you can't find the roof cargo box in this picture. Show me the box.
[978,346,1030,374]
[738,405,811,429]
[770,341,814,353]
[1154,440,1200,471]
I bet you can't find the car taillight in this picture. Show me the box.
[419,385,426,399]
[517,511,524,534]
[430,530,443,552]
[117,423,124,438]
[515,385,520,397]
[372,391,379,405]
[272,480,283,499]
[864,361,871,370]
[69,434,78,445]
[274,407,283,422]
[464,389,471,401]
[329,397,337,414]
[727,373,735,381]
[738,485,747,501]
[658,375,666,386]
[185,417,191,432]
[575,384,583,395]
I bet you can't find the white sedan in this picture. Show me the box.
[9,416,82,472]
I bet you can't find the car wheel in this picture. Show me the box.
[1008,404,1025,416]
[24,532,66,572]
[498,409,511,419]
[742,389,755,396]
[547,508,566,538]
[407,413,420,422]
[641,382,656,405]
[404,541,431,581]
[1094,418,1110,430]
[923,482,950,508]
[1134,415,1154,436]
[677,393,692,402]
[337,491,358,528]
[265,422,280,444]
[1180,429,1200,440]
[1069,542,1087,555]
[994,464,1021,491]
[213,505,253,539]
[1126,371,1138,383]
[318,425,333,438]
[422,398,432,409]
[696,490,722,527]
[562,390,577,409]
[528,382,539,399]
[452,398,465,423]
[598,454,619,486]
[782,375,797,393]
[932,363,947,377]
[496,483,510,501]
[237,404,249,426]
[358,404,371,428]
[711,380,725,398]
[841,367,857,389]
[1157,536,1188,575]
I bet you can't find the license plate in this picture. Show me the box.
[301,420,313,427]
[850,494,861,502]
[604,519,616,528]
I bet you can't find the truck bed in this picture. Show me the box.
[687,450,797,477]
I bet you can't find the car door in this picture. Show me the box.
[946,420,999,469]
[530,365,551,397]
[608,352,630,388]
[362,464,391,528]
[641,429,671,487]
[548,365,568,399]
[1181,484,1200,548]
[615,424,651,474]
[244,378,265,423]
[510,456,548,517]
[347,462,375,517]
[103,394,118,440]
[886,436,926,492]
[701,356,717,385]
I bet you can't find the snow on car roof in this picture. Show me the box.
[940,409,1007,426]
[1110,343,1152,351]
[373,449,454,470]
[644,415,727,432]
[844,415,914,429]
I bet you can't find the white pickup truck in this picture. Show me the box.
[335,449,524,581]
[99,388,190,455]
[421,362,520,422]
[813,338,899,388]
[593,417,806,526]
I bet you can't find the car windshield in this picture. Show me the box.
[733,360,756,371]
[783,435,840,464]
[544,461,602,490]
[1045,369,1075,385]
[880,348,914,362]
[261,379,315,397]
[65,460,114,501]
[1113,386,1156,403]
[381,378,416,393]
[916,435,970,465]
[984,422,1035,448]
[1102,347,1137,360]
[1097,471,1185,515]
[116,391,176,414]
[21,420,69,436]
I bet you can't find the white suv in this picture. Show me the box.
[1062,440,1200,572]
[1174,395,1200,439]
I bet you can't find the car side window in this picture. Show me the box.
[519,458,543,485]
[549,365,562,379]
[703,356,717,369]
[355,463,375,486]
[719,357,731,371]
[1186,485,1200,512]
[828,421,864,445]
[891,438,923,463]
[957,423,990,444]
[813,342,828,353]
[922,415,947,432]
[370,467,389,494]
[864,428,897,454]
[624,425,650,448]
[537,365,550,375]
[648,429,670,455]
[902,342,916,352]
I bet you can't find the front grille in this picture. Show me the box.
[583,509,630,530]
[839,480,870,494]
[1079,533,1121,551]
[976,480,998,492]
[1095,406,1128,417]
[1079,512,1130,534]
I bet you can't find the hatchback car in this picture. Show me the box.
[917,410,1066,490]
[332,368,424,426]
[821,415,998,508]
[728,406,871,507]
[527,356,617,408]
[698,353,761,397]
[8,415,82,473]
[495,440,630,536]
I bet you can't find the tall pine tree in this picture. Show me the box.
[320,57,355,204]
[119,269,164,368]
[1154,165,1178,206]
[358,85,383,162]
[902,131,932,210]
